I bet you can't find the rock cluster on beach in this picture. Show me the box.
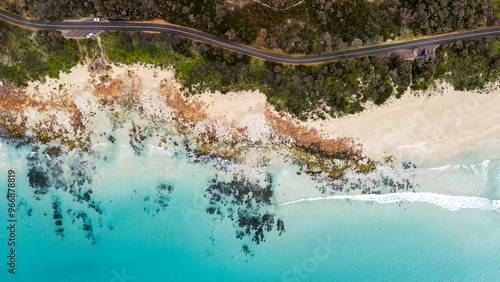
[0,63,422,250]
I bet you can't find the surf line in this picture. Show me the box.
[277,192,500,212]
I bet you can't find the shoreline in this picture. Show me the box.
[197,79,500,163]
[2,62,500,164]
[2,62,500,204]
[304,82,500,161]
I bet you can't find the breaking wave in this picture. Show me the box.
[278,192,500,212]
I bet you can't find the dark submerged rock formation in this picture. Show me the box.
[205,173,285,245]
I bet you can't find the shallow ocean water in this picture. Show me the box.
[1,130,500,281]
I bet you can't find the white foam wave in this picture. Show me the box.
[148,145,177,156]
[281,170,290,176]
[91,142,109,147]
[426,164,453,172]
[278,192,500,212]
[424,160,490,173]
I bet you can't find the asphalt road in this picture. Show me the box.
[1,9,499,65]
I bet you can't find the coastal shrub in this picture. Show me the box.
[0,22,81,86]
[435,38,500,90]
[1,20,498,121]
[2,0,497,55]
[98,33,499,120]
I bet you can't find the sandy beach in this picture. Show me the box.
[3,62,500,163]
[197,80,500,162]
[304,83,500,161]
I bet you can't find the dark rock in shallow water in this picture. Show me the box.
[27,167,50,195]
[83,192,91,202]
[14,140,28,149]
[24,144,104,243]
[237,210,276,244]
[155,183,174,211]
[144,183,174,215]
[76,212,96,245]
[241,244,253,257]
[206,207,217,214]
[205,173,285,245]
[236,230,245,239]
[157,183,174,193]
[52,198,64,237]
[26,146,103,215]
[87,201,103,214]
[276,219,285,235]
[206,174,273,206]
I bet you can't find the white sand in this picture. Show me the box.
[197,90,277,145]
[305,82,500,161]
[199,90,267,121]
[181,81,500,162]
[21,64,176,131]
[17,62,500,162]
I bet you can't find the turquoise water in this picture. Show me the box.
[1,128,500,281]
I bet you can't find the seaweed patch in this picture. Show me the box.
[52,197,64,237]
[205,173,285,245]
[76,212,96,245]
[312,168,418,195]
[143,183,174,215]
[27,166,51,195]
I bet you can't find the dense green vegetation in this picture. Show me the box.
[98,31,410,119]
[435,39,500,90]
[0,20,498,120]
[493,0,500,19]
[99,31,500,120]
[405,39,500,92]
[3,0,498,55]
[0,21,89,86]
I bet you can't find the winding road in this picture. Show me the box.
[1,9,499,65]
